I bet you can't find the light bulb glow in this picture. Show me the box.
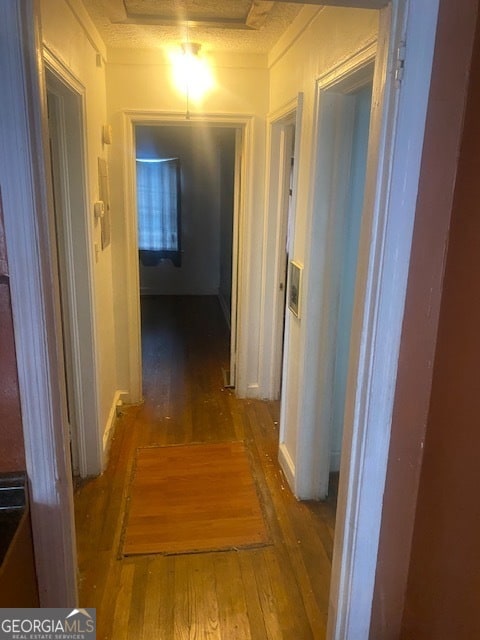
[169,46,214,101]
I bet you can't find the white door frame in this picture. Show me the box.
[296,56,376,502]
[327,1,440,636]
[44,50,102,478]
[122,111,253,400]
[278,0,439,635]
[0,0,441,627]
[229,127,244,388]
[261,94,303,400]
[282,42,377,501]
[0,1,78,605]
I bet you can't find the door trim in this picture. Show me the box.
[122,111,253,400]
[44,49,102,478]
[261,94,303,400]
[298,59,375,501]
[282,42,377,502]
[229,128,244,388]
[327,1,440,636]
[0,1,78,605]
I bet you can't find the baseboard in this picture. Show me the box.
[118,390,132,405]
[245,383,260,399]
[102,390,124,463]
[278,442,296,493]
[117,389,143,406]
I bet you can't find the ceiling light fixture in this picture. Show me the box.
[171,41,214,119]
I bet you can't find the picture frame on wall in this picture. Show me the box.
[288,260,302,318]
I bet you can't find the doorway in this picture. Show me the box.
[128,119,244,395]
[262,95,303,401]
[271,118,296,401]
[44,63,101,478]
[47,87,79,474]
[134,124,237,387]
[327,81,373,481]
[280,59,375,504]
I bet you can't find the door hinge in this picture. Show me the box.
[395,42,406,83]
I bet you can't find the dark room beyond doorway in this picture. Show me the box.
[135,124,236,331]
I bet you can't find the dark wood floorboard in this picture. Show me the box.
[75,295,337,639]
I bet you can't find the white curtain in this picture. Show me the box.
[136,158,180,252]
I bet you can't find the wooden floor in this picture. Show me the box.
[74,296,337,639]
[123,441,270,555]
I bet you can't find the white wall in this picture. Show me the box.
[266,7,378,486]
[106,48,269,397]
[40,0,120,454]
[136,125,234,296]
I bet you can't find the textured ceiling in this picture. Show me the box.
[82,0,304,53]
[124,0,252,22]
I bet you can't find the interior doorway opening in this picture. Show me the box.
[297,60,375,502]
[45,63,101,478]
[263,95,303,402]
[133,122,241,393]
[327,80,373,480]
[273,119,296,401]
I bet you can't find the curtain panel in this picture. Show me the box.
[136,158,181,266]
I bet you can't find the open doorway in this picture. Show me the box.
[262,95,303,401]
[45,63,101,478]
[285,60,375,502]
[328,81,373,480]
[133,123,239,391]
[270,117,296,401]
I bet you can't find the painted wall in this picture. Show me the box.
[0,198,25,473]
[106,47,268,396]
[40,0,119,450]
[370,1,479,637]
[267,7,378,479]
[400,9,480,638]
[136,125,234,297]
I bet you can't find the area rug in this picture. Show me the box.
[122,441,270,556]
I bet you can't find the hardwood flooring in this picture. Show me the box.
[123,442,269,555]
[74,295,337,639]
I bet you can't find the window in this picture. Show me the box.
[136,157,181,266]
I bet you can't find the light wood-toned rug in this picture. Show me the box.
[122,441,270,556]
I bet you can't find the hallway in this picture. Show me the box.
[74,296,337,639]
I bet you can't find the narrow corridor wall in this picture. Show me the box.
[40,0,119,454]
[267,6,378,486]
